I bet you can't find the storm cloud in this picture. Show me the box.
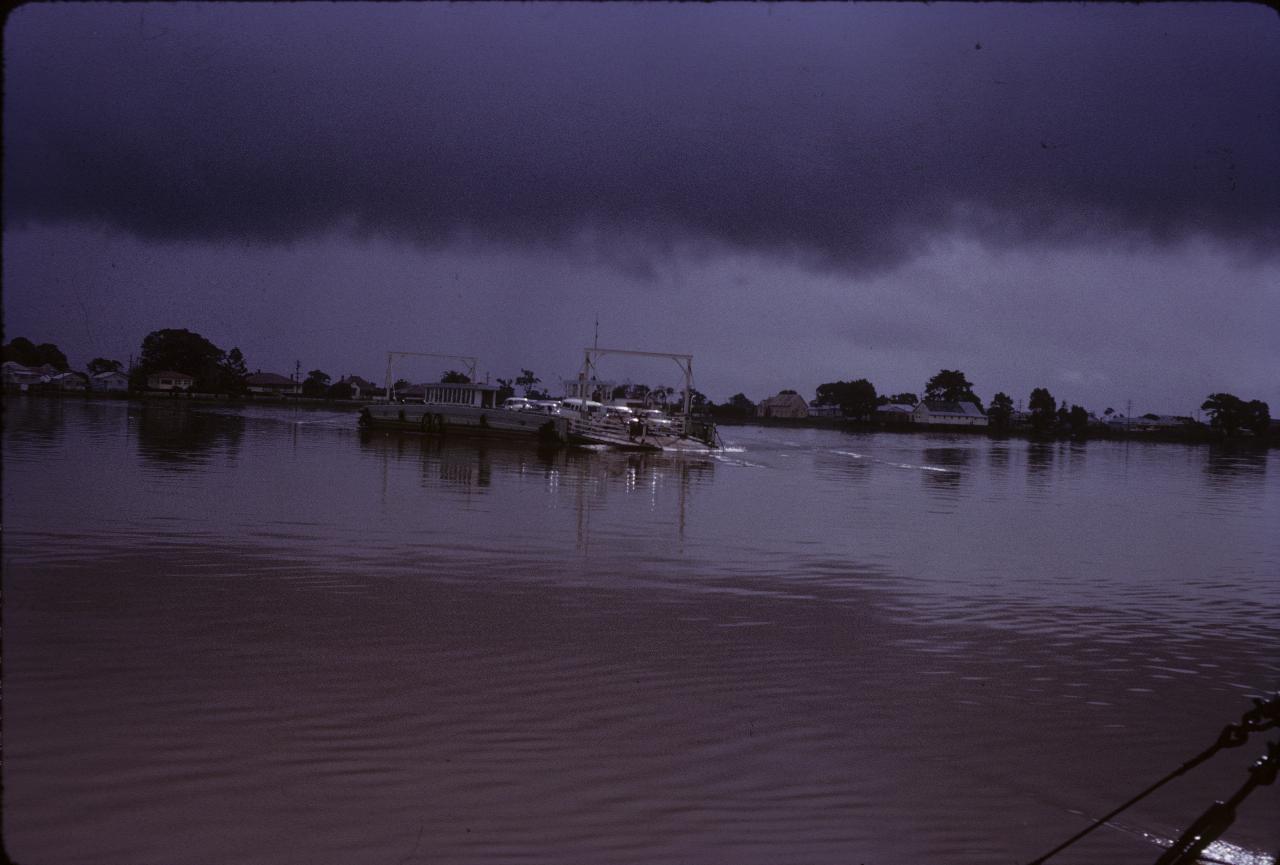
[7,3,1278,273]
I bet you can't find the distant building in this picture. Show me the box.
[49,371,88,392]
[90,370,131,392]
[146,370,195,392]
[1106,414,1193,433]
[336,375,383,400]
[876,403,916,424]
[2,361,49,392]
[808,401,841,418]
[245,371,300,396]
[758,391,809,419]
[912,400,988,427]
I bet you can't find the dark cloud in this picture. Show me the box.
[6,4,1278,272]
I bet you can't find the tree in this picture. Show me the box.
[715,392,756,420]
[137,328,229,392]
[887,392,919,406]
[987,392,1015,431]
[1068,404,1090,439]
[441,370,471,383]
[3,337,69,371]
[1201,393,1246,436]
[2,337,38,366]
[495,378,515,402]
[680,388,710,413]
[815,378,879,419]
[88,357,124,375]
[515,368,540,396]
[1028,387,1056,436]
[218,347,249,395]
[301,369,330,398]
[329,380,354,400]
[1245,400,1271,437]
[924,369,979,405]
[1202,393,1270,437]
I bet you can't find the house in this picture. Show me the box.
[876,403,916,424]
[2,361,49,391]
[49,371,89,391]
[808,401,841,418]
[245,371,300,396]
[757,391,809,419]
[146,370,195,391]
[335,371,384,399]
[335,375,384,400]
[912,400,988,427]
[90,370,130,392]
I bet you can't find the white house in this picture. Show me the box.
[146,370,195,391]
[808,401,841,418]
[2,361,50,391]
[49,371,88,391]
[245,372,300,395]
[90,370,130,392]
[912,400,988,427]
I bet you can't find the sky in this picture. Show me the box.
[5,2,1278,414]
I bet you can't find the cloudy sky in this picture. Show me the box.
[5,3,1278,412]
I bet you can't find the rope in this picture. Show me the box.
[1025,694,1280,865]
[1152,739,1279,865]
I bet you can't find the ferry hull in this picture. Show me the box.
[359,404,570,443]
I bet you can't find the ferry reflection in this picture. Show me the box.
[357,430,560,489]
[355,431,714,547]
[355,432,714,500]
[565,448,715,552]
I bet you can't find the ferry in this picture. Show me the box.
[358,379,571,443]
[357,347,720,452]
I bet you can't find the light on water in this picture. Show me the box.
[3,399,1278,864]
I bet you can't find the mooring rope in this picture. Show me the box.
[1025,693,1280,865]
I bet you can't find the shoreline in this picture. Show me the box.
[5,391,1275,448]
[713,414,1279,447]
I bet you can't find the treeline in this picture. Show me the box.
[795,368,1272,441]
[5,334,1272,440]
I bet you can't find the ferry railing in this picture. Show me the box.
[1025,693,1279,865]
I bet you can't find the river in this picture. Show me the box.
[3,397,1277,865]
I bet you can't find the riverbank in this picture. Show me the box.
[7,391,1275,447]
[715,414,1279,447]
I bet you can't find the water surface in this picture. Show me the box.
[4,398,1278,864]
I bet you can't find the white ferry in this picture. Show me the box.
[357,348,720,451]
[359,379,571,443]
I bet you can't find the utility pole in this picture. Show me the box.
[294,359,301,383]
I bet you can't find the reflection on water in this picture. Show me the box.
[134,402,245,470]
[1205,444,1270,483]
[3,400,1278,864]
[1026,440,1056,483]
[920,445,970,493]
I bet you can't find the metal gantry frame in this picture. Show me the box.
[579,347,695,416]
[383,351,478,402]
